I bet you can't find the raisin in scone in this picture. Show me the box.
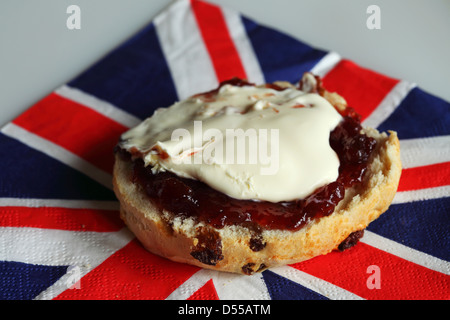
[113,73,402,275]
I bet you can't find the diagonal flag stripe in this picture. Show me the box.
[362,231,450,275]
[1,123,114,191]
[25,227,134,300]
[12,93,128,174]
[362,80,416,129]
[310,51,342,78]
[377,86,450,139]
[187,279,219,300]
[262,269,329,300]
[322,59,400,121]
[291,242,450,300]
[191,0,247,82]
[166,268,271,300]
[270,266,363,300]
[165,269,213,300]
[54,239,200,300]
[55,85,142,128]
[0,261,69,300]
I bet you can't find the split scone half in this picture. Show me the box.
[113,73,402,275]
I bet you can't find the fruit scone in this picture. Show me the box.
[113,72,402,275]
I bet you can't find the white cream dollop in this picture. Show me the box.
[119,83,343,202]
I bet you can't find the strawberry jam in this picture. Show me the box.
[119,79,377,232]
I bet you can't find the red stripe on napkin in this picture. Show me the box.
[54,239,200,300]
[191,0,247,82]
[398,161,450,192]
[322,59,399,121]
[12,93,128,174]
[291,242,449,300]
[0,206,123,232]
[187,279,219,300]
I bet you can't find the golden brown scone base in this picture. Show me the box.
[113,126,401,275]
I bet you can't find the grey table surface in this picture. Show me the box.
[1,0,449,127]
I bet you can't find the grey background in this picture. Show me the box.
[1,0,449,127]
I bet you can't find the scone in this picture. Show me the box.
[113,73,402,275]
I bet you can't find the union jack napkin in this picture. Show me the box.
[1,0,448,300]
